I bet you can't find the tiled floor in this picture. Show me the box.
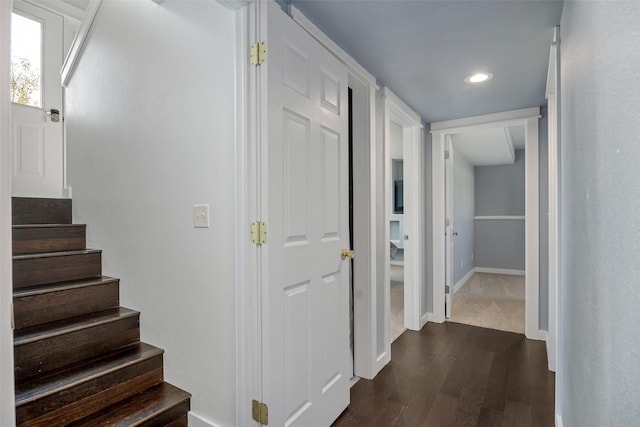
[450,273,525,334]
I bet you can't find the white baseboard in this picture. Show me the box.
[474,267,525,276]
[556,414,563,427]
[426,312,445,324]
[453,269,475,294]
[526,328,548,342]
[189,412,223,427]
[420,312,429,328]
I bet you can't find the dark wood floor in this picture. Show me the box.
[333,322,555,427]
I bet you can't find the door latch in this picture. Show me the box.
[47,109,60,123]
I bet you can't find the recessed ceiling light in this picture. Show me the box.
[464,72,493,84]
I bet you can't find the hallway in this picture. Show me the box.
[333,322,554,426]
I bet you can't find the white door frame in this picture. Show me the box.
[1,1,17,425]
[382,87,424,333]
[430,107,545,341]
[546,30,559,373]
[229,1,383,424]
[546,26,561,423]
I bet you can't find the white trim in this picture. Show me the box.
[1,2,16,425]
[430,107,541,132]
[216,0,251,11]
[556,414,564,427]
[453,269,474,294]
[546,27,560,375]
[474,267,525,276]
[430,107,541,340]
[381,87,422,128]
[524,116,540,340]
[426,312,443,323]
[351,82,380,380]
[431,132,446,324]
[188,412,223,427]
[24,0,84,21]
[234,3,258,427]
[474,215,525,220]
[420,312,429,328]
[383,86,423,338]
[290,5,377,89]
[61,0,102,88]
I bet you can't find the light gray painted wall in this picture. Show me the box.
[452,147,474,285]
[559,2,640,425]
[65,2,236,425]
[474,150,525,271]
[538,109,549,331]
[474,220,525,271]
[475,150,525,216]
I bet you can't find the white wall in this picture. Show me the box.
[559,1,640,425]
[1,1,16,425]
[451,146,474,285]
[65,1,236,426]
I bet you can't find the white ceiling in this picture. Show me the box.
[451,125,524,167]
[288,0,563,123]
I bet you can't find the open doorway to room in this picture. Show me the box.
[431,107,545,341]
[444,126,527,334]
[388,120,406,342]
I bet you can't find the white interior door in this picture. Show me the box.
[11,0,64,198]
[260,1,350,425]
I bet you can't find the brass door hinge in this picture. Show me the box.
[250,221,268,245]
[250,41,267,66]
[252,399,269,424]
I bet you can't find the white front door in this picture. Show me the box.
[11,0,64,198]
[259,1,350,425]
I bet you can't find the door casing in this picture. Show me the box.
[430,107,544,341]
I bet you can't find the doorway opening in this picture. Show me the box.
[443,127,527,334]
[388,120,406,342]
[431,107,545,341]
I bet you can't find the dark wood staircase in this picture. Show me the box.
[12,197,191,426]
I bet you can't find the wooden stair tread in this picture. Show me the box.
[15,342,163,406]
[13,276,119,298]
[71,382,191,426]
[13,248,101,261]
[14,307,138,345]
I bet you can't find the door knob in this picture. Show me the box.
[341,248,355,260]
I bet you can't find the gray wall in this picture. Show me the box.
[475,150,526,216]
[452,147,475,285]
[474,150,525,271]
[559,2,640,425]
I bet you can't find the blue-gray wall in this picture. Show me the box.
[474,150,525,271]
[452,147,474,285]
[559,2,640,425]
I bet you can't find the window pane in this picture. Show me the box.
[11,12,42,108]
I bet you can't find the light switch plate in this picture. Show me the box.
[193,204,210,228]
